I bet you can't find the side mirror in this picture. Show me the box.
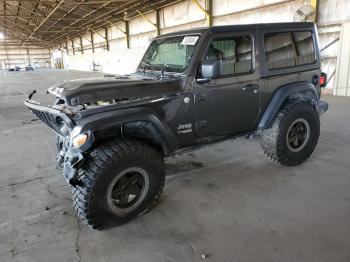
[201,59,221,78]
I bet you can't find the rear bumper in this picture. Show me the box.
[317,100,329,115]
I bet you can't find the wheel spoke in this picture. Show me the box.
[286,118,310,152]
[107,168,147,210]
[127,174,141,185]
[293,137,299,147]
[118,194,129,205]
[111,188,124,198]
[126,184,142,195]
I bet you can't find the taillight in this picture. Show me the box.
[320,73,327,88]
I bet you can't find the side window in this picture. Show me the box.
[264,31,315,70]
[203,35,253,77]
[293,31,316,65]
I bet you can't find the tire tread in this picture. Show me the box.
[72,139,165,229]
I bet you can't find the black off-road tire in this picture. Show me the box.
[72,139,165,229]
[261,101,320,166]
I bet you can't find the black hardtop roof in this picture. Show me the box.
[158,22,315,38]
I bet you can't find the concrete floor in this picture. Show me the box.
[1,69,350,262]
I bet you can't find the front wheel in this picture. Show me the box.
[72,139,165,229]
[261,101,320,166]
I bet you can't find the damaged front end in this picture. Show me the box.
[24,99,93,186]
[24,73,182,186]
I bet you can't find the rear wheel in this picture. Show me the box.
[261,101,320,166]
[72,139,165,229]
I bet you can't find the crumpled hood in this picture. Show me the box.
[48,74,182,106]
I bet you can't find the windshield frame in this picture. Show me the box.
[137,33,202,75]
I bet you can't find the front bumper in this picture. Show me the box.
[62,147,84,186]
[317,100,329,115]
[24,100,92,187]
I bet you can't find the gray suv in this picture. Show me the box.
[25,22,328,229]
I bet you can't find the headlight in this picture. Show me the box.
[72,133,88,148]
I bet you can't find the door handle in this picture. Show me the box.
[241,84,258,93]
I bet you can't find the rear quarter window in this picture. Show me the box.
[264,31,316,70]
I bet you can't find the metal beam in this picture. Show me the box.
[311,0,319,23]
[320,37,340,53]
[89,28,105,39]
[13,1,21,31]
[136,9,157,30]
[65,41,68,54]
[42,3,80,33]
[5,2,42,17]
[0,21,56,46]
[0,15,92,20]
[0,18,33,33]
[71,39,75,55]
[20,0,65,46]
[80,37,83,54]
[63,1,122,5]
[2,0,55,2]
[4,0,178,46]
[0,31,53,47]
[53,1,113,36]
[26,48,30,64]
[206,0,212,27]
[106,19,126,35]
[156,9,160,36]
[105,27,109,51]
[90,32,94,53]
[192,0,211,26]
[125,20,129,49]
[82,36,92,43]
[52,0,137,42]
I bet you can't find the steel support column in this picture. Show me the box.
[71,40,75,55]
[105,27,110,51]
[80,37,84,54]
[156,9,160,36]
[65,41,68,55]
[91,32,94,53]
[125,20,130,49]
[311,0,319,23]
[192,0,212,26]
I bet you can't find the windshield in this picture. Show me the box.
[139,34,200,73]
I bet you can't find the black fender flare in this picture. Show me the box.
[74,107,179,154]
[257,82,319,131]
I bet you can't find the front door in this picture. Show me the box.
[194,33,260,139]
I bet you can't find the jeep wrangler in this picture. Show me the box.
[24,22,328,229]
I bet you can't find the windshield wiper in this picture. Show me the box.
[139,61,171,78]
[157,62,169,78]
[139,61,151,74]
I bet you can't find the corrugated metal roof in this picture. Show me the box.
[0,0,180,47]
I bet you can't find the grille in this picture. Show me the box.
[24,101,74,136]
[32,109,65,135]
